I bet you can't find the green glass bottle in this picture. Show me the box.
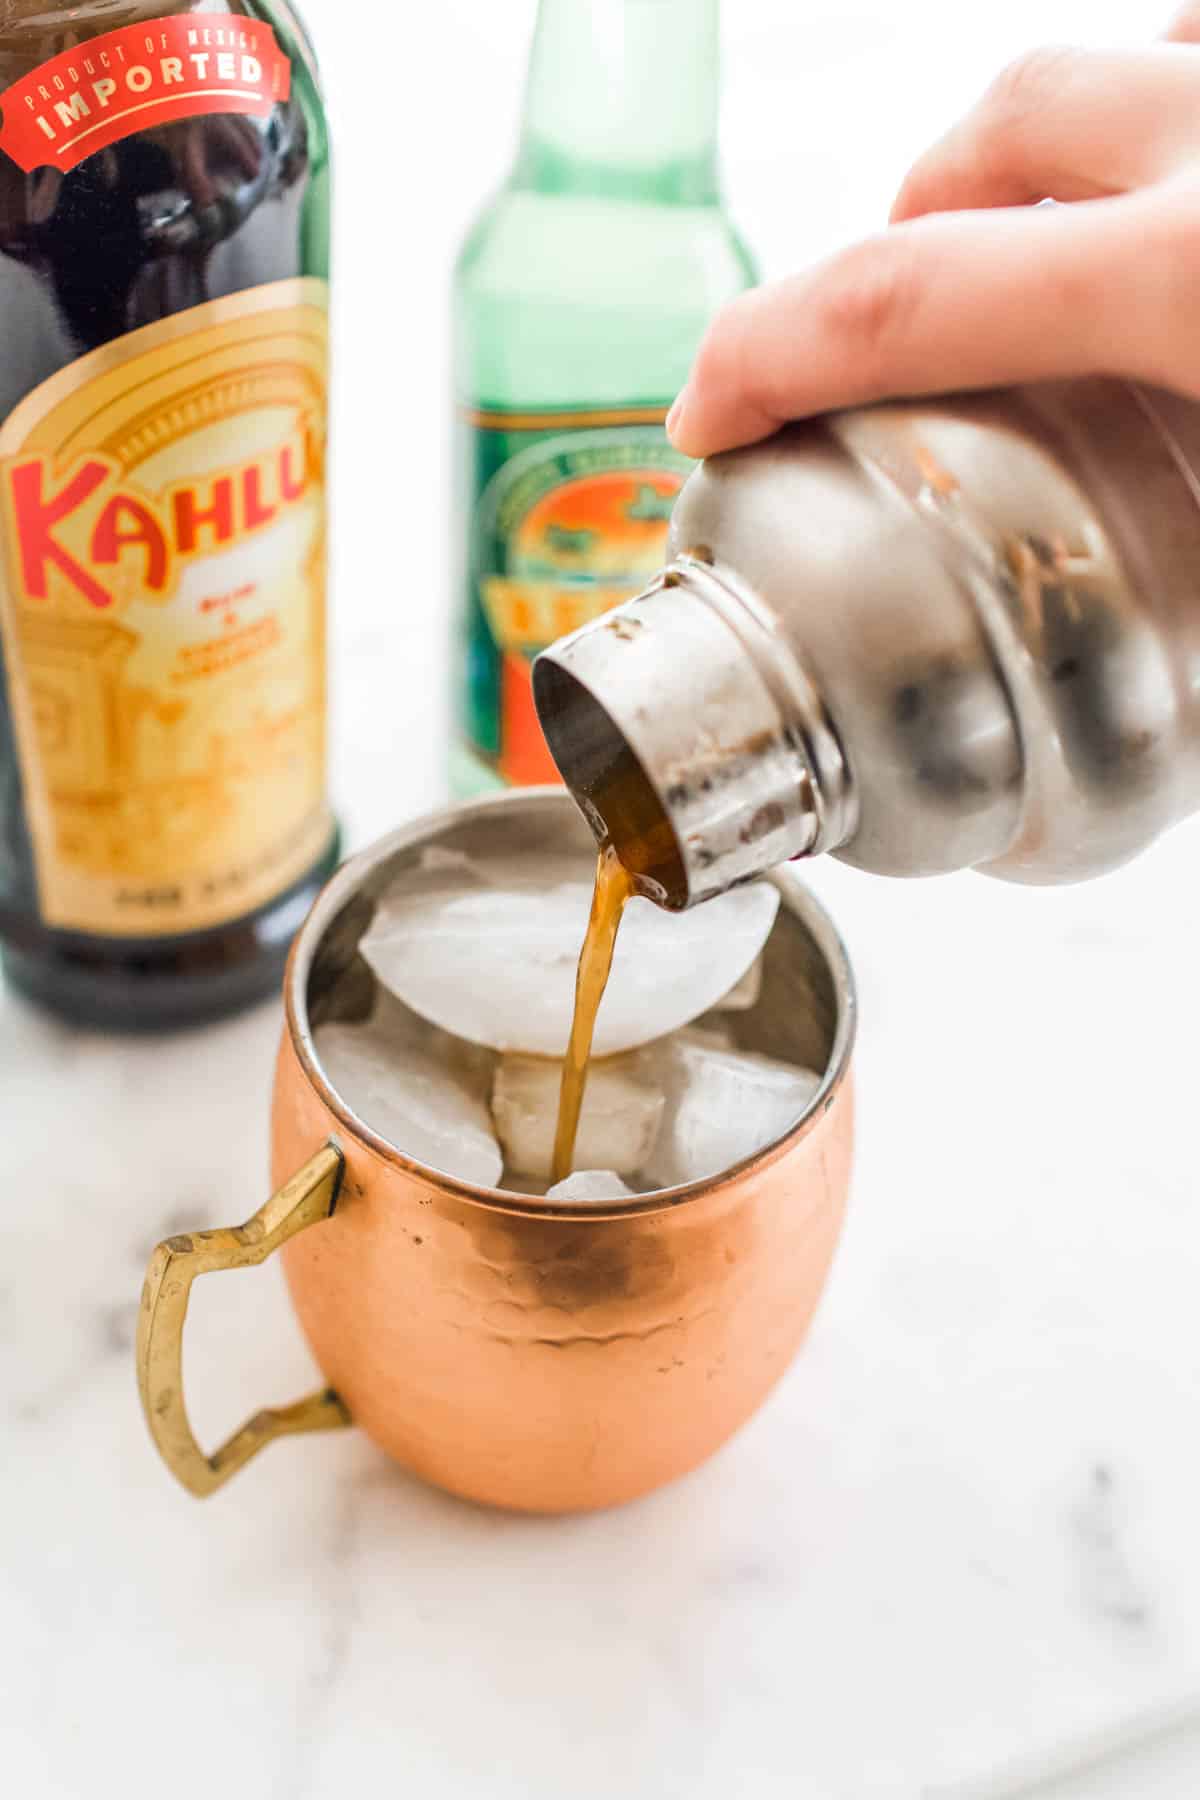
[452,0,757,795]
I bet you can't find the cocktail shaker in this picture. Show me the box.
[534,379,1200,908]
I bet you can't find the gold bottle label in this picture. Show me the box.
[0,277,331,938]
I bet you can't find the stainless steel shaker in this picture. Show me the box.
[533,380,1200,908]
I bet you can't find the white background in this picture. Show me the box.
[5,5,1200,1799]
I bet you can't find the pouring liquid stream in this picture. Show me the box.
[552,843,637,1186]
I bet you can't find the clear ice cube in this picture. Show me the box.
[677,1020,738,1053]
[500,1169,552,1197]
[712,954,764,1012]
[359,848,780,1058]
[491,1053,664,1180]
[547,1171,636,1203]
[314,991,503,1189]
[642,1036,824,1189]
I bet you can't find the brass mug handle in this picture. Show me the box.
[136,1144,352,1498]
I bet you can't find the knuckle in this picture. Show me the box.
[1159,171,1200,221]
[812,235,918,372]
[692,306,744,393]
[1147,182,1200,276]
[1038,253,1096,331]
[693,293,759,403]
[984,44,1081,127]
[1147,186,1200,377]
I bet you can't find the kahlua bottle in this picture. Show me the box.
[0,0,335,1025]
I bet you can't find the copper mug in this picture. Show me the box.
[137,790,857,1514]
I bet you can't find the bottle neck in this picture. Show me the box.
[514,0,721,205]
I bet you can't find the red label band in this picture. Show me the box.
[0,13,291,175]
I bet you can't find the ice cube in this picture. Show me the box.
[417,845,482,879]
[712,954,763,1012]
[642,1037,824,1189]
[547,1172,636,1203]
[500,1169,552,1198]
[491,1053,664,1180]
[369,986,498,1099]
[359,848,780,1057]
[677,1020,738,1052]
[314,993,503,1189]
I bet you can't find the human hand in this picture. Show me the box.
[668,6,1200,457]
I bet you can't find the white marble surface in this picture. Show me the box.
[5,2,1200,1796]
[5,754,1200,1800]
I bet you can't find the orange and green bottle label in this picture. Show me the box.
[459,406,691,787]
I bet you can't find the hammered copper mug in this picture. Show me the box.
[137,790,856,1514]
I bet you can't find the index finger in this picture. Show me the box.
[667,192,1190,458]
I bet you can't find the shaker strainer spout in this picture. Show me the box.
[532,555,846,910]
[536,385,1200,907]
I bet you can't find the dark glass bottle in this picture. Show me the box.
[0,0,336,1027]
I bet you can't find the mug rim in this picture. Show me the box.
[284,787,858,1219]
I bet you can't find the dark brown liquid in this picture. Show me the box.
[0,2,336,1028]
[552,843,636,1186]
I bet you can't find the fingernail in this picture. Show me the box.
[666,387,689,443]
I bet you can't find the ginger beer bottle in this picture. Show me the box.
[0,1,335,1026]
[452,0,756,793]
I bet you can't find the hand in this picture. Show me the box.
[668,6,1200,457]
